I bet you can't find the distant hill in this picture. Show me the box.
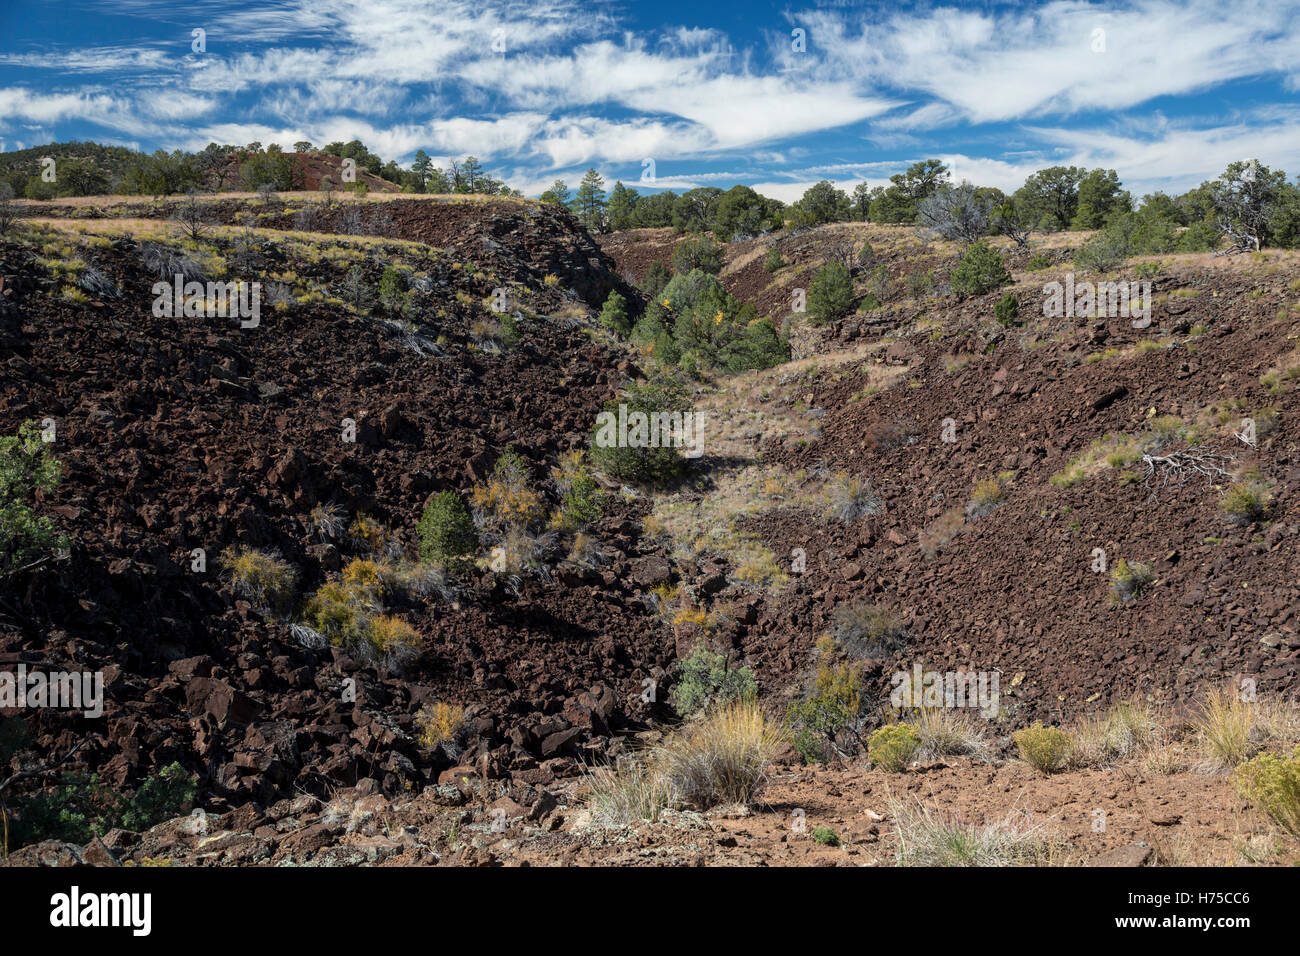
[0,140,139,192]
[1,139,509,199]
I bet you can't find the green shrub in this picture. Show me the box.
[993,292,1020,326]
[787,646,862,764]
[589,379,691,485]
[808,261,854,325]
[639,260,671,298]
[1073,232,1128,272]
[119,763,199,831]
[1109,559,1154,604]
[763,248,784,272]
[1026,252,1051,271]
[0,421,65,576]
[1013,722,1072,773]
[498,312,520,345]
[812,825,841,846]
[717,317,791,373]
[857,292,881,312]
[904,269,935,299]
[634,269,788,374]
[9,762,196,848]
[867,723,920,772]
[599,290,630,335]
[669,642,758,718]
[1232,747,1300,834]
[671,235,723,275]
[949,241,1010,298]
[1222,481,1273,525]
[551,451,603,530]
[418,491,479,567]
[377,265,409,314]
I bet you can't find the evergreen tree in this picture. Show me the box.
[606,181,638,230]
[539,179,571,207]
[411,150,432,191]
[573,167,607,231]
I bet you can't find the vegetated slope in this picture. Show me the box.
[598,222,1071,331]
[27,195,625,308]
[6,193,1300,847]
[601,219,1300,723]
[734,256,1300,723]
[0,197,667,811]
[0,141,140,182]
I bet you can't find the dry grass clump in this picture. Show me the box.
[1067,700,1159,769]
[586,701,784,824]
[911,707,991,761]
[964,478,1005,518]
[918,506,965,559]
[298,557,439,673]
[566,531,607,569]
[1221,480,1273,525]
[221,546,298,616]
[823,472,881,524]
[655,701,786,808]
[1109,559,1154,604]
[363,614,422,669]
[1194,689,1300,771]
[1194,688,1258,771]
[586,756,674,828]
[470,447,545,531]
[888,797,1058,867]
[309,502,347,542]
[349,513,392,554]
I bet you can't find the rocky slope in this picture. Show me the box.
[3,202,1300,862]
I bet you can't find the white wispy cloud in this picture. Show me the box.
[795,0,1300,123]
[4,0,1300,199]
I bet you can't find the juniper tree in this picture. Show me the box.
[1211,159,1287,254]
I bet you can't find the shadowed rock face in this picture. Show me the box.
[0,197,658,814]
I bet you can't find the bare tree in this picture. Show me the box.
[293,201,321,231]
[170,190,208,242]
[917,183,992,244]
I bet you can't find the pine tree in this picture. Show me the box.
[460,156,484,193]
[573,168,607,231]
[411,150,432,191]
[539,180,570,206]
[606,181,638,230]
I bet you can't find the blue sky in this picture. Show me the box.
[2,0,1299,201]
